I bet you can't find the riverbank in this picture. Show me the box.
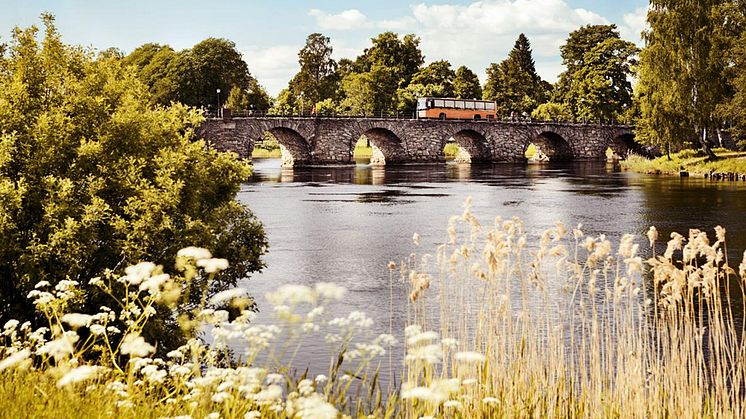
[623,148,746,177]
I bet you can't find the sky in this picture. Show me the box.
[1,0,650,96]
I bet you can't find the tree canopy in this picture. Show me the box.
[636,1,739,156]
[483,34,548,117]
[453,66,482,99]
[122,38,271,112]
[552,25,638,122]
[0,15,267,349]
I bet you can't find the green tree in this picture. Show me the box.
[341,32,425,113]
[288,33,339,106]
[225,80,272,112]
[453,66,482,99]
[179,38,254,109]
[554,25,638,122]
[269,88,296,115]
[396,83,448,114]
[483,34,547,116]
[638,1,737,157]
[410,60,456,97]
[531,102,573,121]
[338,72,376,115]
[0,16,267,349]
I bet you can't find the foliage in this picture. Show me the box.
[553,25,638,122]
[225,80,272,112]
[410,60,456,97]
[637,2,739,157]
[122,38,269,112]
[268,88,296,115]
[0,16,267,350]
[531,102,573,121]
[0,250,396,417]
[453,66,482,99]
[483,34,548,117]
[622,148,746,175]
[337,32,424,114]
[3,203,746,417]
[288,33,339,106]
[396,83,448,114]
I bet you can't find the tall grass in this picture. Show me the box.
[624,148,746,175]
[400,198,746,417]
[1,201,745,417]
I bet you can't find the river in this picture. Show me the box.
[234,158,746,383]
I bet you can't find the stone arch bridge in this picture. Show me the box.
[196,117,639,166]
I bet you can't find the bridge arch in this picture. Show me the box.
[267,127,312,167]
[358,127,407,165]
[607,133,638,159]
[446,129,491,163]
[526,131,574,161]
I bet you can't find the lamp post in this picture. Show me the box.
[299,92,304,116]
[216,88,221,118]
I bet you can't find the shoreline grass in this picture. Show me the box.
[2,203,746,417]
[623,148,746,176]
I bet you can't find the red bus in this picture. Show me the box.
[417,97,497,120]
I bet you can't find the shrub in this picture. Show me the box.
[0,15,267,351]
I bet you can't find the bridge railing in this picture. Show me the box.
[205,109,634,127]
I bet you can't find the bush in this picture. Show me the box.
[0,15,267,351]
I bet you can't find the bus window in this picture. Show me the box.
[476,102,485,110]
[455,101,465,109]
[465,101,475,109]
[417,98,427,110]
[434,99,445,107]
[444,100,454,108]
[485,102,496,111]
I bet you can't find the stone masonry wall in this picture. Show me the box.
[197,117,636,166]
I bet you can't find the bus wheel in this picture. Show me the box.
[439,113,446,120]
[474,115,482,120]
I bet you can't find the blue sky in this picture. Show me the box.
[2,1,649,95]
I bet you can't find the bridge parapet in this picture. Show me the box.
[196,117,636,166]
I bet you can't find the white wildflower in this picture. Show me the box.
[120,334,155,357]
[482,397,499,405]
[56,365,103,387]
[123,262,156,285]
[266,285,315,305]
[291,393,337,419]
[455,351,486,364]
[0,349,30,371]
[197,258,229,273]
[34,281,50,289]
[444,400,462,409]
[139,273,170,294]
[3,320,19,330]
[177,247,211,261]
[61,313,93,329]
[314,282,346,300]
[38,332,79,361]
[210,288,246,305]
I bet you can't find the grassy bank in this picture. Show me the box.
[251,147,282,158]
[2,204,746,417]
[623,148,746,176]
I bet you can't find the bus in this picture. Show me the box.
[417,97,497,120]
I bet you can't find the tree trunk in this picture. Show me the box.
[699,127,717,160]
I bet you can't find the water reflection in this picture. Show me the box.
[240,158,746,386]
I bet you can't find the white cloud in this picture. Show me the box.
[309,9,368,31]
[619,6,649,45]
[243,45,300,96]
[294,1,647,94]
[410,0,608,83]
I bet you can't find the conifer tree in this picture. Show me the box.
[483,34,547,116]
